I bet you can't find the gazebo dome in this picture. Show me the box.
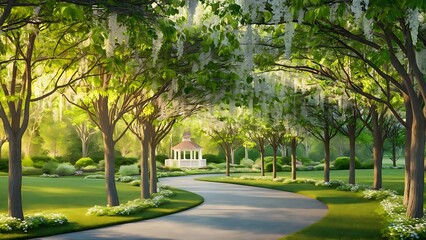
[172,132,202,151]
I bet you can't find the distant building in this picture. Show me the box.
[165,132,207,168]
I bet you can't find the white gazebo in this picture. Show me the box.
[165,132,206,168]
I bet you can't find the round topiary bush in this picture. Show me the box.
[361,160,374,169]
[265,162,283,172]
[282,165,292,172]
[119,164,139,176]
[334,157,362,170]
[42,161,59,174]
[75,157,95,169]
[55,163,76,176]
[240,158,254,167]
[314,164,324,171]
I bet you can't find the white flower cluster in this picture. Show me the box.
[86,188,175,216]
[407,8,419,46]
[0,212,68,233]
[105,14,128,57]
[362,188,398,200]
[152,28,164,64]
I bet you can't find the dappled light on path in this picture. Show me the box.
[37,175,328,240]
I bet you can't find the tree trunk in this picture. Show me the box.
[225,145,231,177]
[260,147,265,177]
[406,104,425,218]
[324,133,331,183]
[272,148,277,179]
[372,106,383,190]
[8,134,23,219]
[149,140,157,195]
[244,146,248,159]
[403,94,412,206]
[140,125,150,199]
[231,148,235,165]
[102,129,119,206]
[291,137,297,180]
[391,142,397,168]
[348,117,356,185]
[82,138,88,158]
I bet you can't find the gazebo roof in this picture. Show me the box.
[172,141,203,150]
[171,131,203,150]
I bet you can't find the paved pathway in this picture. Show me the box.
[37,175,328,240]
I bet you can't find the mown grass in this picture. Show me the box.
[198,169,409,240]
[0,176,203,239]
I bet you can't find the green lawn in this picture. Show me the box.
[0,176,203,239]
[198,168,414,240]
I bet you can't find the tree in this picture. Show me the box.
[203,109,243,177]
[0,3,91,219]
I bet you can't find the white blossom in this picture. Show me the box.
[351,0,363,24]
[363,14,373,41]
[407,8,419,46]
[152,28,163,64]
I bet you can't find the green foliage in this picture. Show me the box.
[86,189,174,216]
[22,157,34,167]
[334,157,362,170]
[265,162,283,172]
[22,167,43,176]
[298,156,314,164]
[98,160,105,169]
[240,158,254,167]
[155,154,168,165]
[84,174,105,179]
[55,163,76,176]
[314,164,324,171]
[361,160,374,169]
[282,165,292,172]
[42,161,59,174]
[81,165,98,172]
[119,164,139,176]
[40,174,60,178]
[215,163,227,169]
[75,157,95,169]
[115,157,138,169]
[282,156,291,165]
[203,154,224,163]
[0,159,8,172]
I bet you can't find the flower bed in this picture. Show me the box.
[86,187,175,216]
[0,213,68,233]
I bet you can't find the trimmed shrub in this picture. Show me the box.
[240,158,254,167]
[98,160,105,169]
[334,157,362,170]
[22,167,43,175]
[314,164,324,171]
[0,159,8,172]
[82,165,98,172]
[203,154,224,164]
[298,156,314,164]
[75,157,95,169]
[264,156,284,165]
[42,161,59,174]
[31,156,57,163]
[282,165,292,172]
[265,162,283,172]
[22,157,34,167]
[55,163,76,176]
[119,164,139,176]
[115,157,138,169]
[215,162,227,169]
[155,154,168,165]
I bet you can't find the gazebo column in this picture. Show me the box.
[199,149,202,160]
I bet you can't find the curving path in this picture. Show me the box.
[37,175,328,240]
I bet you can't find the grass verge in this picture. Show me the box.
[198,176,384,240]
[0,176,203,239]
